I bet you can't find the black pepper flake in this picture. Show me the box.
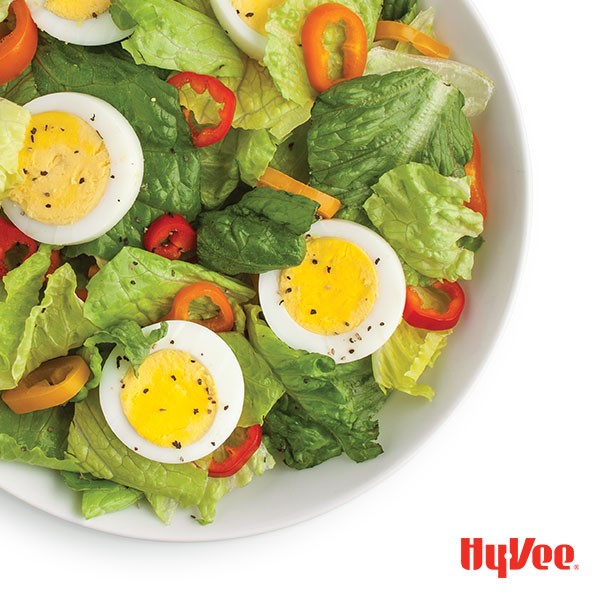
[285,287,292,294]
[310,309,317,315]
[169,339,175,344]
[349,349,355,354]
[224,405,229,411]
[311,259,318,265]
[190,359,196,363]
[92,11,98,18]
[375,257,381,265]
[211,441,216,447]
[197,378,203,385]
[134,447,139,451]
[245,11,254,17]
[45,203,51,208]
[22,168,28,174]
[159,408,166,412]
[110,174,115,179]
[74,150,79,154]
[193,408,199,415]
[380,321,385,326]
[170,375,177,381]
[41,307,46,314]
[43,192,50,197]
[367,325,372,331]
[40,170,48,176]
[143,388,149,394]
[172,440,182,449]
[327,266,332,273]
[79,177,85,184]
[279,299,284,305]
[344,321,350,327]
[90,113,96,121]
[132,261,138,266]
[121,383,125,389]
[130,280,136,285]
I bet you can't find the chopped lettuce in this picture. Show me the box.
[0,401,80,471]
[66,393,210,507]
[372,321,452,400]
[84,247,254,330]
[264,0,383,109]
[219,332,286,427]
[0,0,9,20]
[364,162,484,283]
[61,472,143,519]
[0,98,29,195]
[0,249,98,390]
[246,305,387,469]
[110,0,243,78]
[381,0,419,21]
[196,187,317,275]
[307,69,473,210]
[366,46,494,117]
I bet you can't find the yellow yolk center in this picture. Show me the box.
[230,0,283,35]
[44,0,111,21]
[8,112,111,225]
[279,237,378,335]
[120,349,217,449]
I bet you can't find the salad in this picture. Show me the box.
[0,0,494,526]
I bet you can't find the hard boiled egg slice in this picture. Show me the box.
[2,92,143,246]
[25,0,134,46]
[259,219,406,364]
[210,0,283,61]
[100,320,245,465]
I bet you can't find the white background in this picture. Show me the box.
[1,1,599,598]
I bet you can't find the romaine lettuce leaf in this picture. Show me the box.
[219,332,286,427]
[366,46,494,117]
[381,0,419,21]
[246,305,387,468]
[196,187,317,275]
[372,320,452,400]
[61,472,143,519]
[0,401,80,471]
[0,98,29,195]
[84,247,255,330]
[66,393,210,507]
[307,69,473,209]
[264,0,383,109]
[364,162,484,283]
[111,0,243,78]
[0,0,9,20]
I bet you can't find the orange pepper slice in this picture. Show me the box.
[2,356,91,414]
[258,167,341,219]
[301,3,368,93]
[164,282,234,333]
[375,21,450,59]
[464,133,488,219]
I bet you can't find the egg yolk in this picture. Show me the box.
[279,237,378,335]
[230,0,283,35]
[44,0,111,21]
[120,349,217,450]
[8,111,111,225]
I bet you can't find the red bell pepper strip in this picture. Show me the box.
[464,133,488,219]
[0,0,38,86]
[403,280,465,331]
[163,281,235,333]
[0,216,38,277]
[167,72,236,148]
[301,3,368,93]
[208,425,262,478]
[143,213,196,261]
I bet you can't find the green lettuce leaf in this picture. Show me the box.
[84,247,255,330]
[0,66,39,105]
[372,320,452,400]
[366,46,494,117]
[264,0,383,109]
[61,472,143,519]
[146,493,179,524]
[66,393,209,507]
[307,69,473,209]
[0,98,29,194]
[219,332,286,427]
[246,305,387,468]
[381,0,419,21]
[0,402,80,471]
[0,249,97,390]
[29,34,203,260]
[270,121,311,183]
[111,0,243,78]
[0,0,9,20]
[193,440,275,525]
[196,187,317,275]
[364,162,484,283]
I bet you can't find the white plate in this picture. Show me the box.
[0,0,529,542]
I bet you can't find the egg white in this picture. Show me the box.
[2,92,144,246]
[210,0,266,61]
[259,219,406,364]
[25,0,134,46]
[99,320,245,465]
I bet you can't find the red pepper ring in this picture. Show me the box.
[403,280,465,331]
[0,216,38,277]
[208,425,262,478]
[167,72,236,148]
[143,213,196,261]
[301,3,368,93]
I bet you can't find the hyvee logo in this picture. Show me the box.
[461,538,576,578]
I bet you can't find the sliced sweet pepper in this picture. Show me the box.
[143,213,196,261]
[301,3,368,93]
[375,20,450,59]
[0,216,38,278]
[208,425,262,478]
[0,0,38,86]
[464,133,488,219]
[403,280,465,331]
